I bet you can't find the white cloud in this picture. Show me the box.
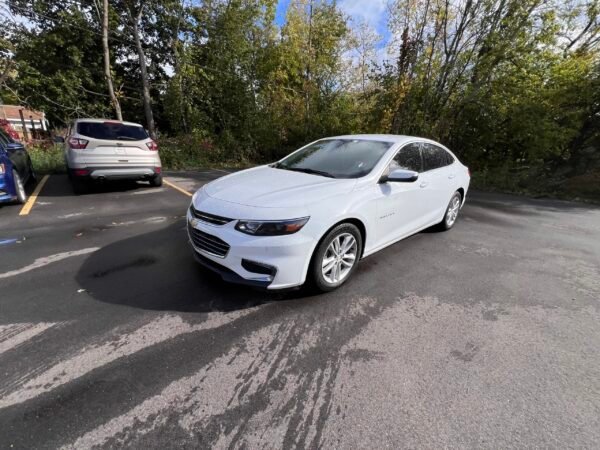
[338,0,388,31]
[338,0,391,76]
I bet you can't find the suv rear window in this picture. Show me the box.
[77,122,148,141]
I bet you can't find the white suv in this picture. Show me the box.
[64,118,162,193]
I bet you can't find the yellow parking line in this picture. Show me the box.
[19,175,50,216]
[163,178,193,197]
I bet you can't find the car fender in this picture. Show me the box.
[297,189,376,284]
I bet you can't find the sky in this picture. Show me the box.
[275,0,391,45]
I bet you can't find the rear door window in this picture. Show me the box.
[77,122,148,141]
[422,143,452,171]
[391,143,422,172]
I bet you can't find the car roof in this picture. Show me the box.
[325,134,452,150]
[74,118,143,127]
[326,134,426,144]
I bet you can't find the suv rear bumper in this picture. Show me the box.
[69,166,161,181]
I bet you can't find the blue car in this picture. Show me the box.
[0,129,36,204]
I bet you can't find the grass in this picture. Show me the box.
[27,138,252,176]
[470,164,600,203]
[28,144,65,174]
[158,137,255,170]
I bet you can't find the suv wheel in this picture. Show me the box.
[149,174,163,187]
[309,223,362,292]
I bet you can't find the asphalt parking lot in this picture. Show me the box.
[1,171,599,449]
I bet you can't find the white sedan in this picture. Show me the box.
[187,135,470,292]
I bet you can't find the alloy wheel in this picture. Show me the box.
[321,232,358,284]
[445,194,461,227]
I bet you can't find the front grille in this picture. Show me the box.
[190,205,233,226]
[188,224,230,257]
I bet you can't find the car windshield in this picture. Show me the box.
[77,122,148,141]
[274,139,393,179]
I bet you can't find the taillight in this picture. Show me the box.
[146,140,158,151]
[73,169,90,177]
[0,163,5,174]
[69,137,89,149]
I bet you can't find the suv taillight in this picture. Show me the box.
[146,140,158,151]
[69,137,89,149]
[0,163,5,174]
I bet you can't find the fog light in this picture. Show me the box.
[241,259,277,277]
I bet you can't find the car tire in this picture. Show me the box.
[439,191,462,231]
[13,170,27,204]
[149,174,163,187]
[308,223,363,293]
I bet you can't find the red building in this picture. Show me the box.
[0,105,49,141]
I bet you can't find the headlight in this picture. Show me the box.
[235,217,309,236]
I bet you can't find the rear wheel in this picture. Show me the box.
[13,170,27,204]
[149,174,163,187]
[308,223,362,293]
[439,191,462,230]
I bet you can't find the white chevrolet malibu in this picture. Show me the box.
[187,135,470,292]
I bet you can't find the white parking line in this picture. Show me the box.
[0,322,60,355]
[131,188,166,195]
[0,311,257,409]
[0,248,99,280]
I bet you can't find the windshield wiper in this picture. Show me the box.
[115,136,137,141]
[278,166,336,178]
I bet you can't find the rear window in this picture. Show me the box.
[77,122,148,141]
[422,143,453,171]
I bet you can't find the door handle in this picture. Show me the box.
[419,181,429,188]
[448,174,456,179]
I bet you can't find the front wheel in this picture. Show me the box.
[13,170,27,204]
[439,191,462,230]
[308,223,362,293]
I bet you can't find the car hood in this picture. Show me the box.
[204,166,357,208]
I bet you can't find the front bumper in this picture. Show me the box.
[186,210,315,290]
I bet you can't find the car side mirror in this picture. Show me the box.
[53,136,65,143]
[382,169,419,183]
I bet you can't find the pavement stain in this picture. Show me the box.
[62,296,394,449]
[450,342,481,362]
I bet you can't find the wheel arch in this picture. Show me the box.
[313,217,368,259]
[302,216,368,290]
[457,187,465,205]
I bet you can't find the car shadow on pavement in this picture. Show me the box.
[75,220,300,313]
[40,174,158,197]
